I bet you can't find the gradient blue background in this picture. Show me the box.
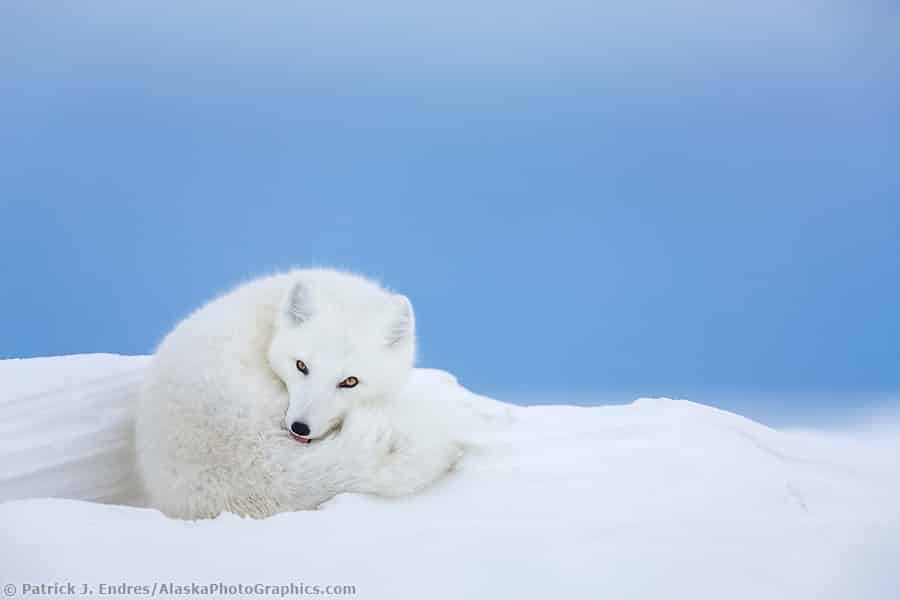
[2,3,898,424]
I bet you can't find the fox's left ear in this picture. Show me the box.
[282,281,313,326]
[387,295,415,347]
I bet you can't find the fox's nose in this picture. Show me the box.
[290,422,310,437]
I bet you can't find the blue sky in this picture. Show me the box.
[2,2,899,423]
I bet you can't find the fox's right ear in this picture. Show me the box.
[386,294,415,347]
[282,281,312,326]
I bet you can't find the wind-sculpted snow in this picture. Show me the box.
[1,355,898,599]
[0,354,149,506]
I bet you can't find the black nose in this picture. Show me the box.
[290,422,310,437]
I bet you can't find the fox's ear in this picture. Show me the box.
[387,295,415,347]
[283,281,312,325]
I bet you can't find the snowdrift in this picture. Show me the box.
[1,354,898,599]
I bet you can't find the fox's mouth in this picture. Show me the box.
[289,420,343,445]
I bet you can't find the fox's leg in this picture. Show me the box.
[272,411,463,509]
[366,434,463,497]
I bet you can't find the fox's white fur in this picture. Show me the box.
[135,269,461,519]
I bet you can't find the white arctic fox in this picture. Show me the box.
[135,269,461,519]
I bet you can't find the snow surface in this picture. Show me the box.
[1,354,899,599]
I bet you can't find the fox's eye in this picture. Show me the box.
[295,360,309,375]
[338,376,359,389]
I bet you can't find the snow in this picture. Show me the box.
[1,355,899,599]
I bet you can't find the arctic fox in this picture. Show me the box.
[135,269,461,519]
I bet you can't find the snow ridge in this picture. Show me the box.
[1,355,898,599]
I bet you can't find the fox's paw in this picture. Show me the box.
[373,438,463,497]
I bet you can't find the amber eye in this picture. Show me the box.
[295,360,309,375]
[338,376,359,389]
